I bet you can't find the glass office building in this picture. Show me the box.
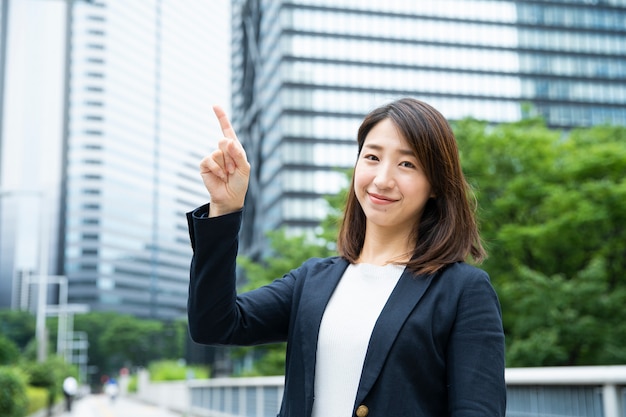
[0,0,230,318]
[60,0,231,320]
[0,0,6,149]
[0,0,67,310]
[230,0,626,257]
[0,1,7,306]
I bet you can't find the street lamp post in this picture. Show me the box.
[35,193,50,362]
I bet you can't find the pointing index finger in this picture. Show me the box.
[213,105,238,141]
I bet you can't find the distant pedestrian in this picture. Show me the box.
[62,376,77,412]
[105,378,119,403]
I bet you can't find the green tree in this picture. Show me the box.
[73,311,121,382]
[454,117,626,366]
[0,335,20,365]
[73,312,186,385]
[161,319,188,360]
[0,310,35,351]
[99,315,164,369]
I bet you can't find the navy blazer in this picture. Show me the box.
[187,205,506,417]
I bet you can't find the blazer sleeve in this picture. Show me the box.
[186,204,295,346]
[446,268,507,416]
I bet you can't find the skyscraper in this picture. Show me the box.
[0,1,7,153]
[0,0,67,311]
[0,0,231,320]
[230,0,626,258]
[60,0,231,320]
[0,0,10,308]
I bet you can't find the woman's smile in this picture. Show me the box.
[367,192,397,205]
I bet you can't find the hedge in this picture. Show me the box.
[0,366,28,417]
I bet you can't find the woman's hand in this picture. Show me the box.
[200,106,250,217]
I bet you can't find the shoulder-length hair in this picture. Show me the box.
[337,98,486,275]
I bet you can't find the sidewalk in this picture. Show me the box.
[51,394,185,417]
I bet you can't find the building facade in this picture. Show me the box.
[60,0,231,320]
[0,0,231,320]
[0,0,67,311]
[230,0,626,257]
[0,0,7,161]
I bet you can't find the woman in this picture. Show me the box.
[187,98,506,416]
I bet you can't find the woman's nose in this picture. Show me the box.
[373,164,395,189]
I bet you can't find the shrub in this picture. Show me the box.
[22,356,75,412]
[0,336,20,366]
[23,360,57,389]
[127,374,138,393]
[148,359,209,381]
[0,366,28,417]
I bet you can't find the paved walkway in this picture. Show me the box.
[59,394,184,417]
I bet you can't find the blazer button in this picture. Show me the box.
[356,404,369,417]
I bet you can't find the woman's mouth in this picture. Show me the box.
[368,192,396,204]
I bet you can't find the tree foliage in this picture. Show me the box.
[0,335,20,366]
[0,310,35,351]
[72,312,187,381]
[0,308,188,390]
[454,117,626,366]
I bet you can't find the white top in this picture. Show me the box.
[63,376,77,395]
[311,263,405,417]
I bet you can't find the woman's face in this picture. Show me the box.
[354,118,434,234]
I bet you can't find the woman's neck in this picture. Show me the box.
[358,226,414,266]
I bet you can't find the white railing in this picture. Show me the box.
[188,376,284,417]
[136,365,626,417]
[505,366,626,417]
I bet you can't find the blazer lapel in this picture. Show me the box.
[297,258,349,413]
[354,269,436,405]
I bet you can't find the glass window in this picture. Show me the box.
[285,34,522,73]
[288,9,518,47]
[284,141,349,165]
[283,61,523,98]
[290,0,517,22]
[282,170,349,194]
[282,197,329,221]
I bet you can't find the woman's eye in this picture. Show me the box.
[364,154,379,161]
[400,161,415,168]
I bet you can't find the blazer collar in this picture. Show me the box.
[298,258,349,415]
[297,260,436,414]
[354,269,436,405]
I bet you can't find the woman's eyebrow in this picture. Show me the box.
[363,143,414,156]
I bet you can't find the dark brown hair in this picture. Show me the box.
[337,98,486,275]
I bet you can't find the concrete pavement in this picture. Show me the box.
[58,394,185,417]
